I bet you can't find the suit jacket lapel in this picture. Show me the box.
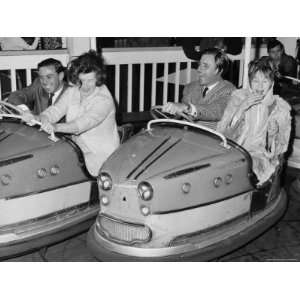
[204,80,223,103]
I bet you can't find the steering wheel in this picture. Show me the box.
[0,101,59,142]
[0,100,25,118]
[150,105,194,123]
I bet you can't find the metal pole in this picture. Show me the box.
[90,37,97,51]
[242,37,252,88]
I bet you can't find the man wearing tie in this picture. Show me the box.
[162,48,236,127]
[7,58,69,114]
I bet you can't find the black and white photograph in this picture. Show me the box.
[1,36,300,262]
[1,1,300,299]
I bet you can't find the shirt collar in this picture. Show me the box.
[50,85,64,104]
[53,85,64,98]
[206,81,219,91]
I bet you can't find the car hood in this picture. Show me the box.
[102,126,242,183]
[0,121,55,160]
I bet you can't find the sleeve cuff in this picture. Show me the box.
[17,104,30,112]
[188,103,198,117]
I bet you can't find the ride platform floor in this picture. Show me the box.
[5,177,300,262]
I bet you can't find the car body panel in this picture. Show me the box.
[101,126,253,216]
[0,120,97,259]
[88,121,286,261]
[88,189,287,261]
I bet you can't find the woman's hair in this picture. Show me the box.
[248,56,275,83]
[200,47,230,75]
[67,50,106,86]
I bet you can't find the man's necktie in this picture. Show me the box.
[202,87,208,98]
[48,93,54,107]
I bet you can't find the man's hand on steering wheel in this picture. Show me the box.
[162,102,188,115]
[151,104,194,123]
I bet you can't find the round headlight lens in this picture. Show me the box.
[138,181,153,201]
[98,172,113,191]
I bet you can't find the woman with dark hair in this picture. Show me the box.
[217,57,291,184]
[25,50,119,176]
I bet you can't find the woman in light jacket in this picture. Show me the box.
[26,50,119,176]
[217,57,291,185]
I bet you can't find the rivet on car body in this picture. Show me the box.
[182,182,191,194]
[213,177,222,188]
[37,168,47,178]
[225,174,233,185]
[50,165,60,176]
[1,174,12,185]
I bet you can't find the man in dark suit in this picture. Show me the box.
[267,39,298,100]
[7,58,69,114]
[162,48,236,126]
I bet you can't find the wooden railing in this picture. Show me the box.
[0,46,267,115]
[102,46,267,115]
[0,50,69,100]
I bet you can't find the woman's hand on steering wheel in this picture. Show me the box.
[21,110,36,126]
[40,120,55,135]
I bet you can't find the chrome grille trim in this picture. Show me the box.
[96,214,152,245]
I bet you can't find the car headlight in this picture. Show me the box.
[138,181,153,201]
[98,172,113,191]
[100,194,110,206]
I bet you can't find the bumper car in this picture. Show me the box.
[287,104,300,198]
[0,101,132,260]
[87,106,287,261]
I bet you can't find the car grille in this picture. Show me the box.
[96,214,151,245]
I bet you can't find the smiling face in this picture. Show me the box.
[38,65,64,94]
[250,71,273,97]
[197,54,221,86]
[78,72,97,96]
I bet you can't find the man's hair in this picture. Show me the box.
[67,50,106,86]
[267,39,284,52]
[37,58,65,74]
[248,56,275,83]
[199,47,230,75]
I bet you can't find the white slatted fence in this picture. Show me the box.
[0,50,69,100]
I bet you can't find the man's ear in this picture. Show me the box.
[215,68,222,76]
[58,71,64,82]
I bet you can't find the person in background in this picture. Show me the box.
[162,48,236,128]
[7,58,69,114]
[217,57,291,185]
[267,39,298,99]
[23,50,120,177]
[176,37,243,61]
